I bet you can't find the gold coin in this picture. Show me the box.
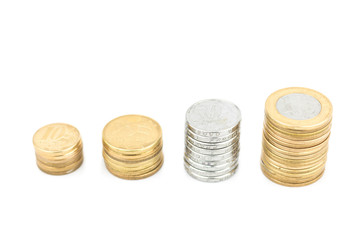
[103,150,162,171]
[102,115,164,180]
[103,115,162,156]
[263,132,330,155]
[262,149,327,169]
[263,144,328,162]
[264,117,332,139]
[263,135,329,157]
[103,139,163,161]
[261,155,325,176]
[261,164,325,187]
[105,156,164,180]
[36,147,83,167]
[33,123,83,175]
[106,155,163,176]
[263,124,331,148]
[265,87,332,132]
[261,87,332,187]
[33,123,81,155]
[36,157,83,175]
[261,160,325,180]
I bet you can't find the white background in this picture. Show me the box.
[0,1,359,239]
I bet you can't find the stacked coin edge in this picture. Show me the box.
[33,123,84,175]
[261,87,333,187]
[102,115,164,180]
[184,99,241,183]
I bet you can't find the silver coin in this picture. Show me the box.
[185,145,239,162]
[184,155,238,171]
[186,122,240,138]
[185,134,240,150]
[186,128,240,143]
[185,160,238,177]
[184,164,238,183]
[186,140,239,155]
[186,99,242,137]
[276,93,321,120]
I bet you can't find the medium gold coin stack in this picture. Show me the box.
[102,115,164,180]
[33,123,83,175]
[261,87,333,187]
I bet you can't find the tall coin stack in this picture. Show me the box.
[33,123,84,175]
[261,87,333,187]
[184,99,242,182]
[102,115,164,180]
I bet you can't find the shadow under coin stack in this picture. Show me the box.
[102,115,164,180]
[33,123,83,175]
[184,99,242,182]
[261,87,333,187]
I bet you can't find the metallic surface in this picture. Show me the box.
[33,123,83,175]
[186,99,241,136]
[276,93,322,120]
[184,99,241,182]
[102,115,163,180]
[261,87,333,187]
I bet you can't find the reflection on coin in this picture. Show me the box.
[184,99,241,182]
[261,87,332,187]
[102,115,164,180]
[33,123,83,175]
[186,99,241,136]
[184,155,238,171]
[185,134,239,150]
[103,115,162,155]
[276,93,322,121]
[185,164,238,183]
[186,128,239,143]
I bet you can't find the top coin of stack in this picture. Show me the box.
[102,115,164,180]
[184,99,241,182]
[33,123,84,175]
[261,87,333,187]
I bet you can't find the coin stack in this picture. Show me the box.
[102,115,164,180]
[33,123,83,175]
[261,87,333,187]
[184,99,241,182]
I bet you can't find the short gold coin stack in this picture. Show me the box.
[102,115,164,180]
[33,123,83,175]
[261,87,333,187]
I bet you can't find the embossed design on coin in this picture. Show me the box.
[186,99,241,134]
[33,123,80,152]
[103,115,162,151]
[102,115,164,180]
[33,123,83,175]
[262,87,333,187]
[184,99,241,183]
[276,93,321,120]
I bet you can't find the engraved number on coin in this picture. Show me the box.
[39,125,77,149]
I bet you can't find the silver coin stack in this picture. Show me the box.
[184,99,242,182]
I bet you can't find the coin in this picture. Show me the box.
[184,154,238,171]
[186,140,239,155]
[265,87,332,132]
[186,99,241,136]
[185,164,238,183]
[33,123,83,175]
[185,134,239,150]
[185,144,239,162]
[103,115,162,155]
[102,115,164,180]
[185,156,238,173]
[184,99,241,182]
[186,128,239,143]
[105,156,164,180]
[261,87,332,187]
